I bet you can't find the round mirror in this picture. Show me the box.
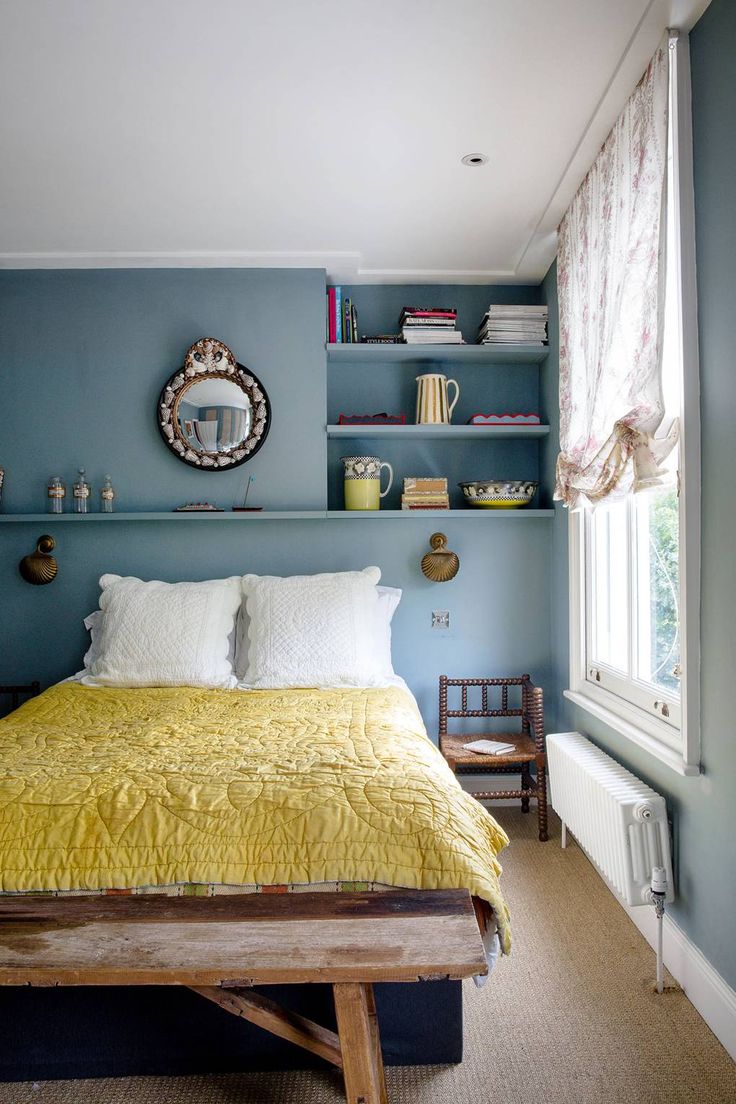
[158,338,271,470]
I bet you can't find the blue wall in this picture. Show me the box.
[557,0,736,990]
[0,272,557,735]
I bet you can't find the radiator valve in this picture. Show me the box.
[649,866,667,918]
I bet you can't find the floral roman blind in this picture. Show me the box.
[555,40,678,508]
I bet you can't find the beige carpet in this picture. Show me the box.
[1,809,734,1104]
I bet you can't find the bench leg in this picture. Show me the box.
[333,982,386,1104]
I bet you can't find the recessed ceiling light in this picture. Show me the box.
[461,153,488,167]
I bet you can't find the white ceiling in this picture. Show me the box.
[0,0,710,284]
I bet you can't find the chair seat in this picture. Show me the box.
[440,731,537,769]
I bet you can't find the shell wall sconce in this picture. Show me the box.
[19,535,58,585]
[420,532,460,582]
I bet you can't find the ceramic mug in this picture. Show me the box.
[415,373,460,424]
[341,455,394,510]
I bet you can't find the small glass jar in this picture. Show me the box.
[73,468,91,514]
[47,476,66,514]
[100,474,115,513]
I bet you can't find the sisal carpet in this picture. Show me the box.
[1,809,734,1104]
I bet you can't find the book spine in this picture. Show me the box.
[344,297,351,343]
[335,286,342,343]
[327,287,336,344]
[351,302,358,342]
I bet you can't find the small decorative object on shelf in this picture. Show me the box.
[73,468,91,514]
[19,535,57,586]
[232,475,263,512]
[401,306,463,345]
[415,374,460,425]
[359,335,401,344]
[337,413,406,426]
[458,479,539,509]
[100,475,115,513]
[402,477,449,511]
[47,476,66,514]
[467,413,541,426]
[174,502,224,512]
[476,304,548,346]
[421,532,460,582]
[341,455,393,511]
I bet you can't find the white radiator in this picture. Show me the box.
[547,732,674,906]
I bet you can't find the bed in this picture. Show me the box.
[0,679,510,1080]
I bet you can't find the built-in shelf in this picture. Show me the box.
[0,511,325,523]
[325,510,554,519]
[0,509,554,523]
[326,424,550,440]
[326,343,548,365]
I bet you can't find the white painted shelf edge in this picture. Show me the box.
[326,424,549,439]
[326,343,549,364]
[0,509,555,522]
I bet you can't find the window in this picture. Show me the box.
[566,32,700,775]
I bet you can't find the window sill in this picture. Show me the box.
[563,689,700,777]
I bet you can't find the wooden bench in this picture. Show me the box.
[0,889,487,1104]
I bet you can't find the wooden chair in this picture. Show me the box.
[0,682,40,713]
[439,674,548,842]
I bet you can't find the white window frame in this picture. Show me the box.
[565,31,701,778]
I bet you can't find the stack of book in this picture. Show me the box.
[401,477,450,510]
[477,304,548,346]
[400,307,463,344]
[327,286,358,343]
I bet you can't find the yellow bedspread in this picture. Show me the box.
[0,683,511,951]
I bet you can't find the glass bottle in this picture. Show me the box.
[100,474,115,513]
[73,468,91,514]
[47,476,66,514]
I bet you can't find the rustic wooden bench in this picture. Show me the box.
[0,889,487,1104]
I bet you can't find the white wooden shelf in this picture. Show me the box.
[326,424,549,440]
[324,509,553,519]
[326,343,548,364]
[0,509,554,523]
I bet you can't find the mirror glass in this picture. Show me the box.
[177,378,253,454]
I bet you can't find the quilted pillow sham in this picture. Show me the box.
[83,574,242,689]
[239,567,384,688]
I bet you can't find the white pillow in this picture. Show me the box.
[239,567,383,689]
[83,609,103,670]
[375,586,401,679]
[83,575,242,689]
[233,582,401,683]
[84,608,239,675]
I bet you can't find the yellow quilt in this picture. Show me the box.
[0,683,511,951]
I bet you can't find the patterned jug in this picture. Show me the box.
[341,455,394,511]
[415,373,460,424]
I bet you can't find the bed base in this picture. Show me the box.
[0,890,485,1103]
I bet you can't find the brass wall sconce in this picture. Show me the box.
[421,532,459,582]
[19,535,58,585]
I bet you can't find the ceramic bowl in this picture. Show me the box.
[458,479,539,509]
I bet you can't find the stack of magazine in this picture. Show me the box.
[400,307,463,344]
[477,304,548,346]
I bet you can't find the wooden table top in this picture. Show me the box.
[0,889,488,988]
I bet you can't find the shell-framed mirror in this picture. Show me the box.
[158,338,271,470]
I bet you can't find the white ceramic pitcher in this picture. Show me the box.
[415,373,460,424]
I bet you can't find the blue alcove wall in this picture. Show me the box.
[0,269,560,732]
